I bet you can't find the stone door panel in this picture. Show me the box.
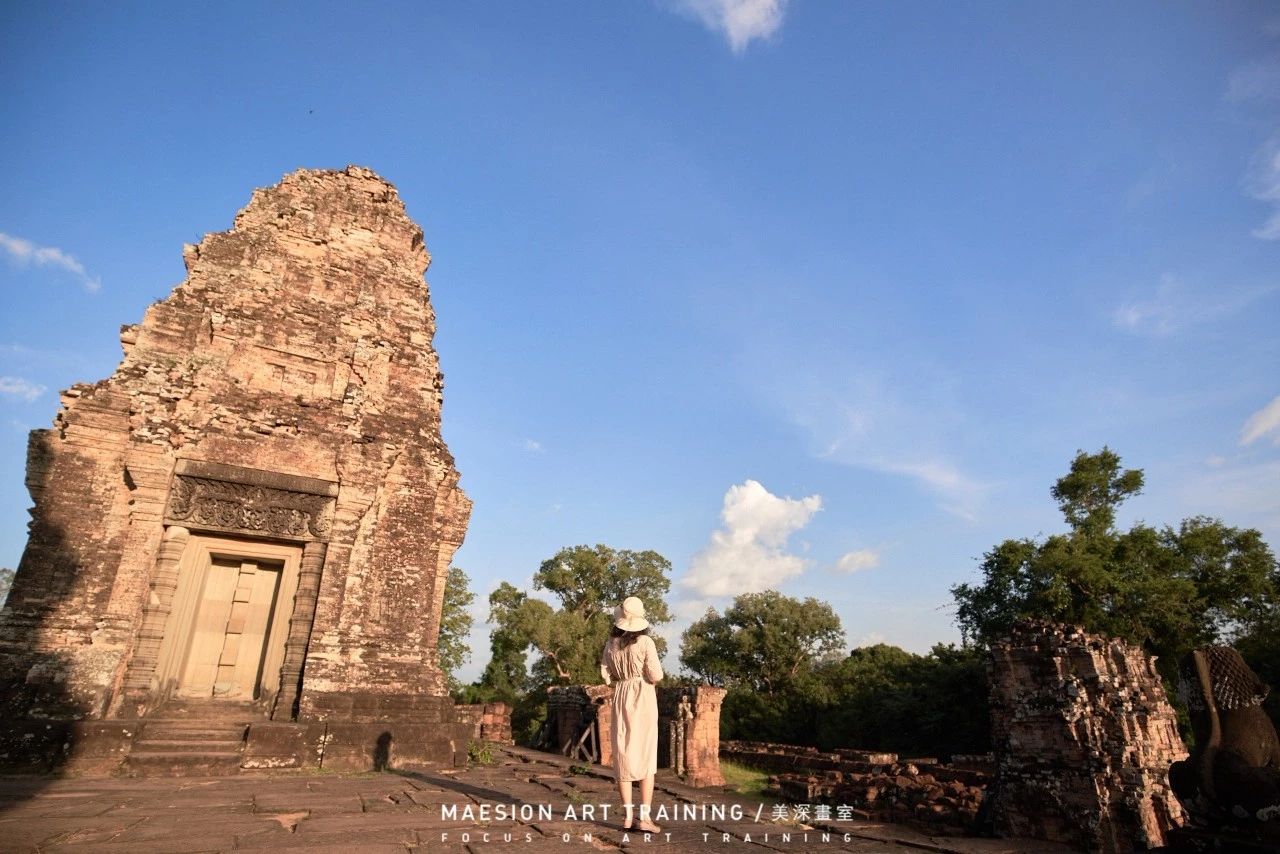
[178,557,285,699]
[154,535,301,707]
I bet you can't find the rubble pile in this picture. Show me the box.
[724,740,991,835]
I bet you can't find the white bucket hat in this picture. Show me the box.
[614,596,650,632]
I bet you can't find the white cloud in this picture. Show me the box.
[667,0,787,54]
[853,631,887,648]
[522,438,544,453]
[835,548,879,574]
[682,479,821,596]
[1226,61,1280,104]
[0,232,100,292]
[0,376,46,402]
[1111,274,1277,335]
[1241,395,1280,446]
[1246,136,1280,240]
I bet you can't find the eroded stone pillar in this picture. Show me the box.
[119,525,190,713]
[272,540,327,721]
[682,686,726,787]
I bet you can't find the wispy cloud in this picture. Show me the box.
[1246,136,1280,240]
[1226,60,1280,104]
[666,0,787,54]
[788,373,990,520]
[1241,395,1280,446]
[0,232,100,292]
[834,548,879,574]
[0,376,47,402]
[1111,274,1277,335]
[681,479,821,596]
[522,438,544,453]
[1176,458,1280,545]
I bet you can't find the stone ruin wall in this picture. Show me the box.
[989,621,1188,853]
[0,166,471,722]
[657,684,726,787]
[455,702,514,745]
[722,741,990,835]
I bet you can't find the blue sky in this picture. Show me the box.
[2,2,1278,683]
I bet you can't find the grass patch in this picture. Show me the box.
[719,761,771,798]
[467,741,496,766]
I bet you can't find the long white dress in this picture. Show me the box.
[599,634,664,782]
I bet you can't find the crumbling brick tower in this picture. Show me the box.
[989,622,1187,853]
[0,167,471,758]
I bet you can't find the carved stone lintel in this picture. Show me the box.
[165,475,335,542]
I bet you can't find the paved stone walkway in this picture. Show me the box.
[0,746,1076,853]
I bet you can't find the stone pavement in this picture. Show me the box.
[0,746,1077,853]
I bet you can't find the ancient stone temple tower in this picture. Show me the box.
[0,167,471,768]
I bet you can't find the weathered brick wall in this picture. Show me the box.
[456,702,513,744]
[989,621,1187,853]
[0,166,471,721]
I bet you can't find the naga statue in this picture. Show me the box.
[1167,646,1280,852]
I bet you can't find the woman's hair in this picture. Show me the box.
[610,625,649,647]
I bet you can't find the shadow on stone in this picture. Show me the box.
[0,441,103,803]
[373,731,392,771]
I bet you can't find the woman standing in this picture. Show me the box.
[600,596,664,833]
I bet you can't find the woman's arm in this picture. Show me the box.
[642,636,664,684]
[599,642,612,685]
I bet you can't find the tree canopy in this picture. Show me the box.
[680,590,844,695]
[951,448,1280,675]
[810,643,990,757]
[437,566,475,695]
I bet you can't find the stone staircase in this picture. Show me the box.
[124,701,258,776]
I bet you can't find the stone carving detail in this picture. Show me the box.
[166,475,333,541]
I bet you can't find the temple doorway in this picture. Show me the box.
[154,534,302,705]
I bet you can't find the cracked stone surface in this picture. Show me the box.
[0,746,1075,852]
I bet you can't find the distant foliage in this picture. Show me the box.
[811,643,990,758]
[712,640,990,758]
[439,566,475,695]
[679,590,989,757]
[951,448,1280,691]
[680,591,844,694]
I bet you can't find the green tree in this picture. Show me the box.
[437,566,475,695]
[680,591,845,694]
[952,448,1280,677]
[813,644,990,758]
[476,544,673,742]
